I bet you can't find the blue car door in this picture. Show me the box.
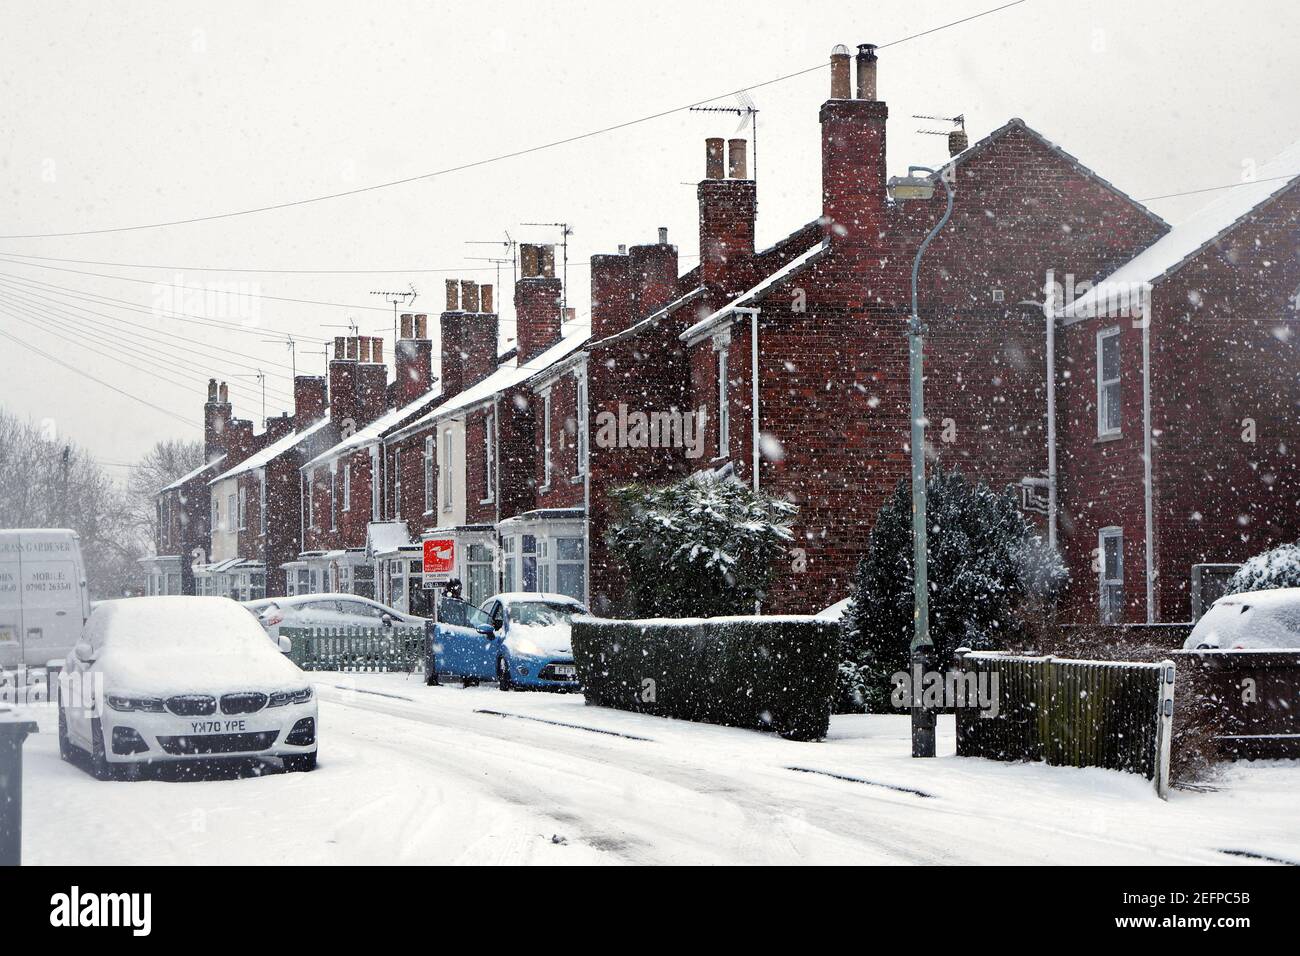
[434,598,497,678]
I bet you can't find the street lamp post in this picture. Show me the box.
[888,165,955,757]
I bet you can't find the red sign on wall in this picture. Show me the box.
[423,538,455,578]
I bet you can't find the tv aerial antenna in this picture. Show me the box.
[689,91,760,180]
[368,283,418,344]
[913,112,965,135]
[521,221,574,312]
[262,333,297,380]
[466,231,517,287]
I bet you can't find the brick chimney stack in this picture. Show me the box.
[629,227,679,318]
[204,378,232,463]
[699,137,756,298]
[440,280,499,399]
[590,251,633,340]
[293,375,327,430]
[821,42,887,246]
[514,244,563,365]
[395,313,434,407]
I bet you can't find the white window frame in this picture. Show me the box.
[370,447,380,520]
[1099,526,1124,624]
[442,428,453,512]
[1096,326,1121,438]
[392,447,402,520]
[228,493,237,532]
[306,470,316,529]
[540,389,553,491]
[212,496,219,533]
[717,347,730,457]
[237,487,246,531]
[424,435,435,514]
[575,373,588,477]
[342,461,351,512]
[258,469,267,535]
[329,466,338,531]
[483,410,495,503]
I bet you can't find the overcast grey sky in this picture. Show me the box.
[2,0,1298,476]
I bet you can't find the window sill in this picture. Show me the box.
[478,498,494,506]
[569,474,585,485]
[538,485,552,495]
[710,454,731,464]
[1094,432,1123,445]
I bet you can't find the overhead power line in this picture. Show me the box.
[1136,171,1300,203]
[0,323,200,429]
[0,273,298,379]
[0,1,1028,241]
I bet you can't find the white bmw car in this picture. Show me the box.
[59,596,319,779]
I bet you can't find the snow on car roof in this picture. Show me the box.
[490,592,586,606]
[1213,587,1300,608]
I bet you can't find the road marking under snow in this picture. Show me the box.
[330,684,416,702]
[474,709,654,741]
[786,766,936,799]
[1218,848,1299,866]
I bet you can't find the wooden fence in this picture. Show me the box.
[282,624,426,673]
[1174,650,1300,759]
[955,650,1175,798]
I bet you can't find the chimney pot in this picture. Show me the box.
[617,244,627,255]
[461,280,480,313]
[519,244,540,278]
[855,43,878,100]
[400,313,414,339]
[830,44,851,98]
[657,226,669,245]
[218,382,229,403]
[727,139,748,179]
[538,245,555,278]
[705,137,725,179]
[445,279,460,311]
[948,128,969,157]
[481,285,493,314]
[207,378,219,402]
[415,313,428,338]
[334,336,346,360]
[371,338,383,364]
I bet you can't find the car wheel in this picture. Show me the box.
[89,718,113,781]
[497,656,513,692]
[283,752,318,773]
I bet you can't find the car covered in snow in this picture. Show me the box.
[59,596,318,779]
[243,594,425,641]
[482,593,588,690]
[1183,588,1300,650]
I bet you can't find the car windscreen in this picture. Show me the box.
[509,601,583,627]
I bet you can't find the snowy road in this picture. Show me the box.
[16,672,1300,865]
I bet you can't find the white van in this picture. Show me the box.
[0,528,91,669]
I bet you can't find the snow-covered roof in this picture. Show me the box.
[1061,140,1300,321]
[210,418,329,484]
[681,240,831,342]
[304,385,445,470]
[409,324,591,429]
[366,520,416,557]
[159,455,225,494]
[589,286,708,350]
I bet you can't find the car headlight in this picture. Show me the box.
[269,687,314,707]
[105,694,165,713]
[511,637,543,657]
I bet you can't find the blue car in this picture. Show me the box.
[481,593,588,691]
[424,593,587,691]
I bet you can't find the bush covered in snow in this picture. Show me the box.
[572,615,838,740]
[840,467,1065,712]
[1226,542,1300,595]
[605,472,796,618]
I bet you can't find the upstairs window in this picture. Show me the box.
[484,412,495,503]
[424,435,435,514]
[575,375,588,477]
[442,428,453,512]
[392,447,402,520]
[541,392,553,490]
[718,348,730,457]
[1096,327,1121,437]
[342,462,351,513]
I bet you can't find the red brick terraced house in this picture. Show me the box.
[294,313,443,610]
[671,43,1168,614]
[1057,141,1300,624]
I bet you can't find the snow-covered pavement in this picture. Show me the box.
[15,672,1300,865]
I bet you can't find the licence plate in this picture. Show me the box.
[552,664,577,678]
[189,719,249,734]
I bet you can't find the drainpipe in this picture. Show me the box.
[1045,282,1058,552]
[1142,308,1155,623]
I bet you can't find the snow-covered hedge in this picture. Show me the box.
[571,615,838,741]
[1227,542,1300,595]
